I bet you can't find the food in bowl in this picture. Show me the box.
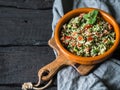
[60,10,115,57]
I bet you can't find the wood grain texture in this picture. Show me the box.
[0,8,53,45]
[0,0,57,90]
[0,0,54,9]
[0,46,55,84]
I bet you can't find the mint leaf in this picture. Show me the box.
[91,10,98,18]
[83,10,99,24]
[83,14,89,20]
[87,17,96,24]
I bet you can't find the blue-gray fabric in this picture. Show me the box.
[52,0,120,90]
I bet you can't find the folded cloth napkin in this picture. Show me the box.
[52,0,120,90]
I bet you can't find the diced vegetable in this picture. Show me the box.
[78,36,83,41]
[87,36,93,41]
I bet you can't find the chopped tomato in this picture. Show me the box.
[84,24,92,30]
[78,36,83,41]
[65,36,71,40]
[87,36,93,41]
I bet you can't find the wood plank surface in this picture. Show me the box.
[0,8,53,45]
[0,0,56,90]
[0,46,55,83]
[0,0,54,9]
[0,46,57,89]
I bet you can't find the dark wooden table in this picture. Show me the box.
[0,0,57,90]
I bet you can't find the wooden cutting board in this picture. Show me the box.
[37,38,96,81]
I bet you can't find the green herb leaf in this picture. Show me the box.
[87,18,96,24]
[93,49,99,54]
[90,10,98,17]
[74,47,79,52]
[83,14,89,20]
[83,10,99,24]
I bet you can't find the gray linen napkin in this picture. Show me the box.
[52,0,120,90]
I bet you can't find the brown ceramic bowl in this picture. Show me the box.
[54,8,120,65]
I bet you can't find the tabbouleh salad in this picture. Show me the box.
[60,10,115,57]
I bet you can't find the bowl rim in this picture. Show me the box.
[54,8,120,63]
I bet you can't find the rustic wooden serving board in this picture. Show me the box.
[37,38,96,82]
